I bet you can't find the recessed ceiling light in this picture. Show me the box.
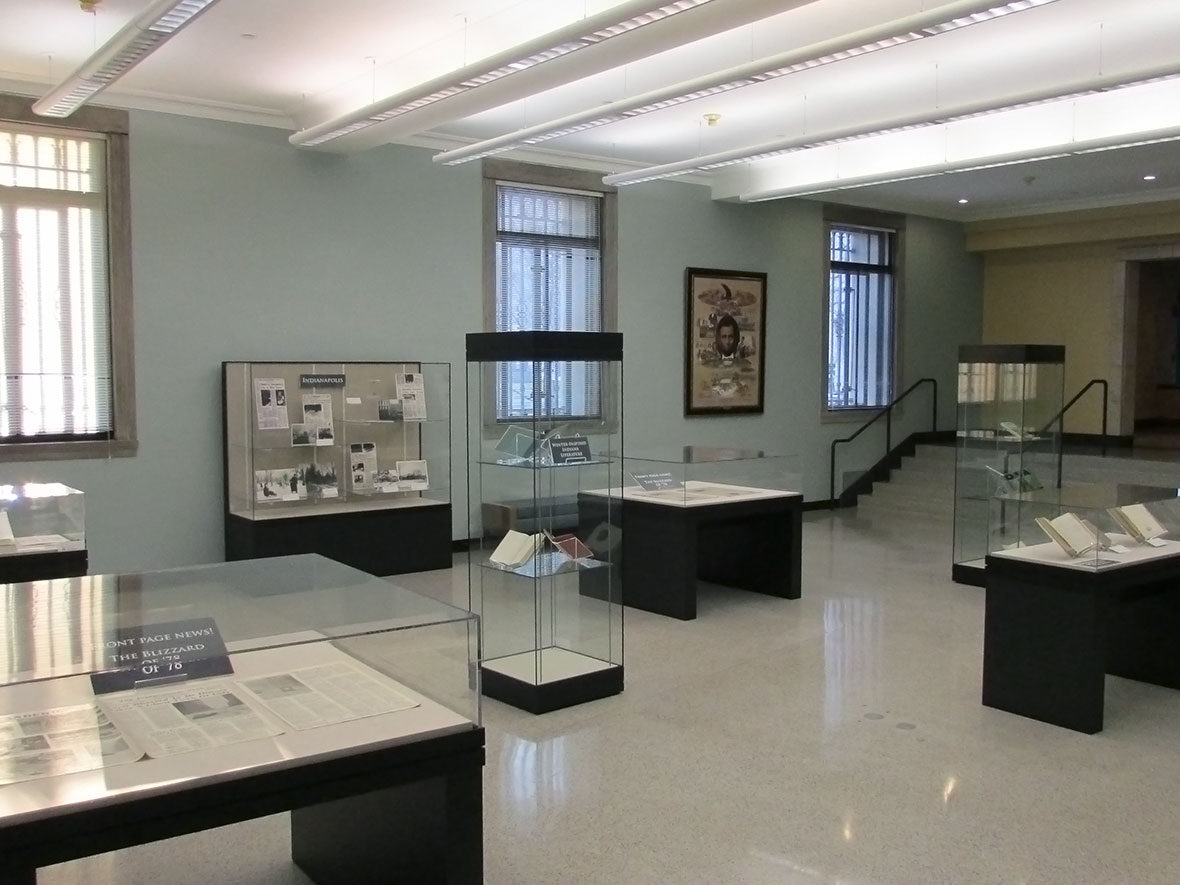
[1143,174,1157,181]
[958,198,969,204]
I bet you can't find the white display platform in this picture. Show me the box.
[989,535,1180,571]
[232,493,449,521]
[0,641,471,827]
[482,647,614,685]
[586,480,799,508]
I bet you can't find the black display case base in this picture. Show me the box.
[983,551,1180,733]
[481,662,623,714]
[226,503,452,577]
[952,561,986,587]
[0,549,87,584]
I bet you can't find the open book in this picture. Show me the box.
[1034,513,1100,557]
[489,530,543,568]
[1107,504,1166,544]
[544,530,593,561]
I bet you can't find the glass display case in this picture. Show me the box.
[622,446,801,506]
[606,446,804,619]
[466,331,624,714]
[0,553,483,883]
[952,345,1065,585]
[0,481,87,582]
[222,361,452,575]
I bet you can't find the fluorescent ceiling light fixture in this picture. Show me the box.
[604,61,1180,188]
[735,80,1180,202]
[433,0,1059,165]
[32,0,221,118]
[290,0,719,148]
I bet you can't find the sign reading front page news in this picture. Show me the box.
[90,618,233,695]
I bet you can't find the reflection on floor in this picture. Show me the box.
[43,509,1180,884]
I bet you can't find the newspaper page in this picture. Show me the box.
[0,703,143,785]
[349,441,377,492]
[394,373,427,421]
[301,393,335,445]
[99,681,282,758]
[254,378,289,430]
[235,661,418,731]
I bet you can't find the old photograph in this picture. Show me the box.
[684,267,767,415]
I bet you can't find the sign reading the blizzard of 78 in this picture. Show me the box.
[90,617,233,694]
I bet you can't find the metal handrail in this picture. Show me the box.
[829,378,938,506]
[1048,378,1109,487]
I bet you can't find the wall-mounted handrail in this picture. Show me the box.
[829,378,938,507]
[1046,378,1109,487]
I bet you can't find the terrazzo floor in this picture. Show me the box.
[41,508,1180,884]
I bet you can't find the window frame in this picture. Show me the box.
[820,206,905,423]
[0,94,136,460]
[481,159,618,431]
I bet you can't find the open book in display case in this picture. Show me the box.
[0,553,484,884]
[466,331,624,714]
[222,361,452,576]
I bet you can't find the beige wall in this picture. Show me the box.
[968,201,1180,436]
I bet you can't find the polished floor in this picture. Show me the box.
[44,509,1180,884]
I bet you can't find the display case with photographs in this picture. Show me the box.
[0,482,87,582]
[952,345,1065,585]
[0,553,483,883]
[466,331,624,714]
[222,361,451,575]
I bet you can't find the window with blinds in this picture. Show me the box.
[494,182,603,421]
[826,224,896,411]
[0,123,112,441]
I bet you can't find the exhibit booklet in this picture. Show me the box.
[1108,503,1167,544]
[98,680,281,758]
[394,373,427,421]
[235,661,418,731]
[254,378,289,430]
[1034,513,1098,557]
[0,703,143,785]
[350,441,378,492]
[490,530,543,568]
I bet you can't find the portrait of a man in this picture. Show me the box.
[684,268,767,415]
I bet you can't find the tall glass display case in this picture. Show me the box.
[466,331,624,714]
[952,344,1065,585]
[222,360,452,576]
[0,482,87,582]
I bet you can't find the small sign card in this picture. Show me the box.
[630,471,681,491]
[90,618,232,694]
[299,374,346,388]
[548,436,593,465]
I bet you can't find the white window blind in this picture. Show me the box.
[0,124,112,441]
[495,183,603,421]
[827,224,895,411]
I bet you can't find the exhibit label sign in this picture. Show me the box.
[91,618,233,694]
[299,374,346,388]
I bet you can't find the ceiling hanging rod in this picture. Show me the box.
[32,0,222,118]
[433,0,1061,166]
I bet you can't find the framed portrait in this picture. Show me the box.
[684,267,767,415]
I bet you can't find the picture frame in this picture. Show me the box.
[684,267,767,415]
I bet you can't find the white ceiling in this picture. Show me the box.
[2,0,1179,221]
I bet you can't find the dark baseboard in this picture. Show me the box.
[802,499,838,511]
[451,538,471,553]
[1060,432,1134,448]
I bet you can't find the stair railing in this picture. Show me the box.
[1043,378,1109,487]
[829,378,938,507]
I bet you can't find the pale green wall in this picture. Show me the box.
[0,110,982,573]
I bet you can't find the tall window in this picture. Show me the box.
[826,222,897,411]
[485,161,616,423]
[0,96,134,457]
